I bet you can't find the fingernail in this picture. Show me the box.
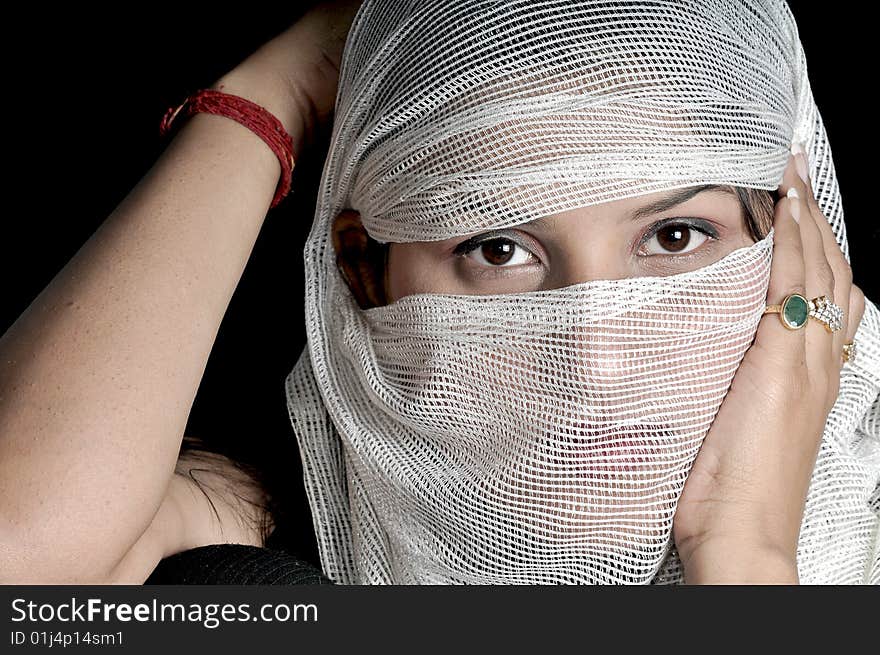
[787,187,801,223]
[790,142,809,184]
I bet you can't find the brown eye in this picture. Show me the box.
[460,237,537,268]
[641,223,710,256]
[481,240,516,265]
[656,225,690,252]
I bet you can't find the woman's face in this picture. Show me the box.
[382,185,758,304]
[329,183,775,582]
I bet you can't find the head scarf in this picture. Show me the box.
[286,0,880,584]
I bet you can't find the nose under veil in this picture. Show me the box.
[285,0,880,584]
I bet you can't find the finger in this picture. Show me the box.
[777,154,832,378]
[758,157,806,370]
[784,151,835,383]
[842,284,866,369]
[844,285,866,342]
[792,145,853,362]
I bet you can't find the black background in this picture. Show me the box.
[3,4,876,567]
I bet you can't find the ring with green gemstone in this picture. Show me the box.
[763,293,843,333]
[764,293,811,330]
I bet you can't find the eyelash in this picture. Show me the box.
[452,218,719,268]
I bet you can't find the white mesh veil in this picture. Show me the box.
[285,0,880,584]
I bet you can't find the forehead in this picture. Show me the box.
[521,186,740,230]
[341,1,794,244]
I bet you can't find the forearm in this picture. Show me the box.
[0,72,303,581]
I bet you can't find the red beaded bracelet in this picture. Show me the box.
[159,89,296,209]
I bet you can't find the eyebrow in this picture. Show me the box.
[630,184,734,220]
[526,184,734,230]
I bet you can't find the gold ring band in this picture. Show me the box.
[842,341,856,364]
[809,295,844,333]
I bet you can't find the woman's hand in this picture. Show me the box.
[672,149,866,584]
[212,0,364,149]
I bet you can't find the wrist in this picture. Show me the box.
[210,66,310,158]
[680,539,799,584]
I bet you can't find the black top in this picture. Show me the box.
[144,528,334,585]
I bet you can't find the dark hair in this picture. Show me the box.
[734,186,775,242]
[176,434,275,544]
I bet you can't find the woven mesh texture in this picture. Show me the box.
[286,0,880,584]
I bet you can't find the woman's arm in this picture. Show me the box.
[0,1,362,584]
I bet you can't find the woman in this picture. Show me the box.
[0,0,875,584]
